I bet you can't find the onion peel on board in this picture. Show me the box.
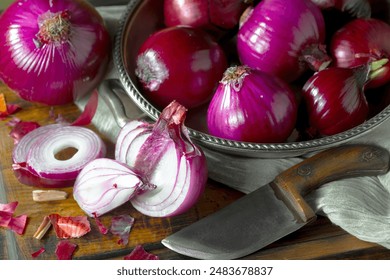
[55,240,78,260]
[48,213,91,239]
[0,201,28,235]
[124,245,159,260]
[110,214,135,246]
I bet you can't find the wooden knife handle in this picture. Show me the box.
[272,144,389,224]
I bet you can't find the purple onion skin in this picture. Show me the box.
[135,26,227,110]
[207,66,298,143]
[237,0,326,82]
[302,67,369,136]
[0,0,110,105]
[330,18,390,88]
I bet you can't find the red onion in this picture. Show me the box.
[135,26,227,109]
[207,65,298,143]
[330,18,390,89]
[0,0,110,105]
[237,0,331,82]
[73,158,153,217]
[164,0,250,33]
[12,124,106,188]
[311,0,371,18]
[115,101,208,217]
[302,66,370,136]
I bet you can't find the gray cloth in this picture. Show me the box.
[204,147,390,249]
[95,4,390,250]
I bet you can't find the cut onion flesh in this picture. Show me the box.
[12,124,106,188]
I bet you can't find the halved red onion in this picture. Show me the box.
[73,158,152,217]
[115,101,208,217]
[12,124,106,188]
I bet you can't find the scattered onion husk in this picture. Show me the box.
[0,0,110,105]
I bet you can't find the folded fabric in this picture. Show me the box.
[204,147,390,249]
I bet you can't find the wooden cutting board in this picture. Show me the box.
[1,82,390,260]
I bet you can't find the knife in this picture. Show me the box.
[161,144,390,259]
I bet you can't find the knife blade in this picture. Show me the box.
[162,144,390,259]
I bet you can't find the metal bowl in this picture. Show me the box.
[112,0,390,158]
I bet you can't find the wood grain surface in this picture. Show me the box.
[1,82,390,260]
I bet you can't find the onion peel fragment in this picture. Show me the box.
[71,89,99,126]
[31,247,46,258]
[0,93,21,119]
[7,118,41,145]
[93,215,109,235]
[110,214,135,245]
[124,245,159,260]
[55,240,78,260]
[48,214,91,239]
[0,201,28,235]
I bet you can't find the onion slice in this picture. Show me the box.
[12,124,106,188]
[73,158,152,217]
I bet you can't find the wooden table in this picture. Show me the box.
[1,82,390,260]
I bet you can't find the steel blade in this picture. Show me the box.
[162,183,305,259]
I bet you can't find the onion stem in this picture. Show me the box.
[37,11,71,45]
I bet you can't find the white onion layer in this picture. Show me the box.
[12,124,106,185]
[73,158,149,217]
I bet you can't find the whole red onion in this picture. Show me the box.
[311,0,371,18]
[302,66,370,136]
[330,18,390,89]
[164,0,250,33]
[237,0,330,82]
[0,0,110,105]
[135,26,227,109]
[207,65,298,143]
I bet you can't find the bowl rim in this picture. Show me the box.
[112,0,390,157]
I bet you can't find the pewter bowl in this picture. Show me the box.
[112,0,390,158]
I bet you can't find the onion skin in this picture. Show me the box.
[0,0,110,105]
[237,0,329,82]
[330,18,390,89]
[135,26,227,109]
[207,65,298,143]
[115,101,208,217]
[302,67,369,136]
